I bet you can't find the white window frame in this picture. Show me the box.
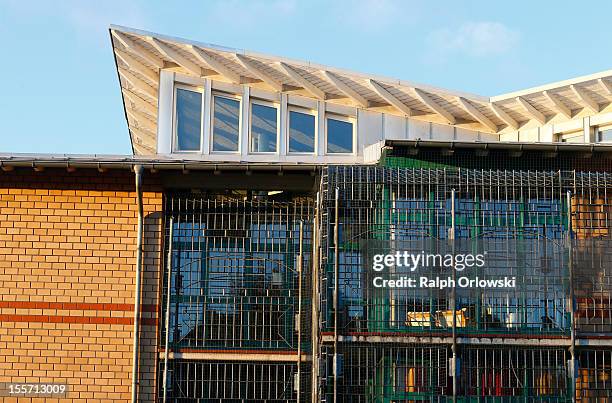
[556,130,583,143]
[172,84,204,153]
[249,98,280,154]
[597,124,612,143]
[325,113,356,155]
[210,92,242,154]
[287,105,317,155]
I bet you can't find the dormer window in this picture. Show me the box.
[250,100,278,153]
[174,87,202,152]
[212,93,241,152]
[288,107,316,154]
[326,114,354,154]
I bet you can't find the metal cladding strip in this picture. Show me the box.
[0,140,611,171]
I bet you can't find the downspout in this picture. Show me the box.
[132,165,144,403]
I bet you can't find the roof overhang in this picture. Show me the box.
[383,139,612,155]
[110,26,612,155]
[0,153,322,172]
[109,26,497,154]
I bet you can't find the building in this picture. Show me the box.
[1,25,612,402]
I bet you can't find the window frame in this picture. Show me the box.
[249,98,280,154]
[172,84,204,153]
[597,125,612,143]
[287,105,317,155]
[325,113,356,155]
[210,91,243,154]
[555,131,583,143]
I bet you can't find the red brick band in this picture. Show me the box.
[0,301,158,312]
[0,313,158,326]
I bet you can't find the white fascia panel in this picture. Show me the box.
[383,113,407,141]
[157,70,174,154]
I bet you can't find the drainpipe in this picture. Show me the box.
[131,165,144,403]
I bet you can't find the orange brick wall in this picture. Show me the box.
[0,169,163,402]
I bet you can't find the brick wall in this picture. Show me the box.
[0,169,163,402]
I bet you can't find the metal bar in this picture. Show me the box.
[333,186,339,402]
[567,189,577,403]
[297,220,304,400]
[450,187,457,402]
[162,216,174,403]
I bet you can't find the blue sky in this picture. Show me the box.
[2,0,612,154]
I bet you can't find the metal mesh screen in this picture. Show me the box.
[575,349,612,400]
[320,344,449,402]
[320,166,612,336]
[159,192,313,402]
[160,360,309,402]
[461,346,569,400]
[162,193,313,350]
[318,164,612,402]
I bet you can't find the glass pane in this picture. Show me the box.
[175,88,202,151]
[250,103,277,153]
[289,110,315,153]
[327,117,353,153]
[212,96,240,152]
[599,129,612,142]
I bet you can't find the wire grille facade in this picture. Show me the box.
[321,344,449,402]
[159,360,308,402]
[160,192,313,402]
[317,161,612,401]
[156,151,612,402]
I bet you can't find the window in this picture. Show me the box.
[556,131,582,143]
[212,94,241,152]
[288,109,315,153]
[174,88,202,151]
[326,115,354,154]
[250,101,278,153]
[598,127,612,142]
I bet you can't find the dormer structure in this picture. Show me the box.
[111,25,612,163]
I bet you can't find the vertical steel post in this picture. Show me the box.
[162,217,174,403]
[311,192,321,403]
[333,187,339,402]
[450,188,457,402]
[567,190,577,402]
[296,220,304,401]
